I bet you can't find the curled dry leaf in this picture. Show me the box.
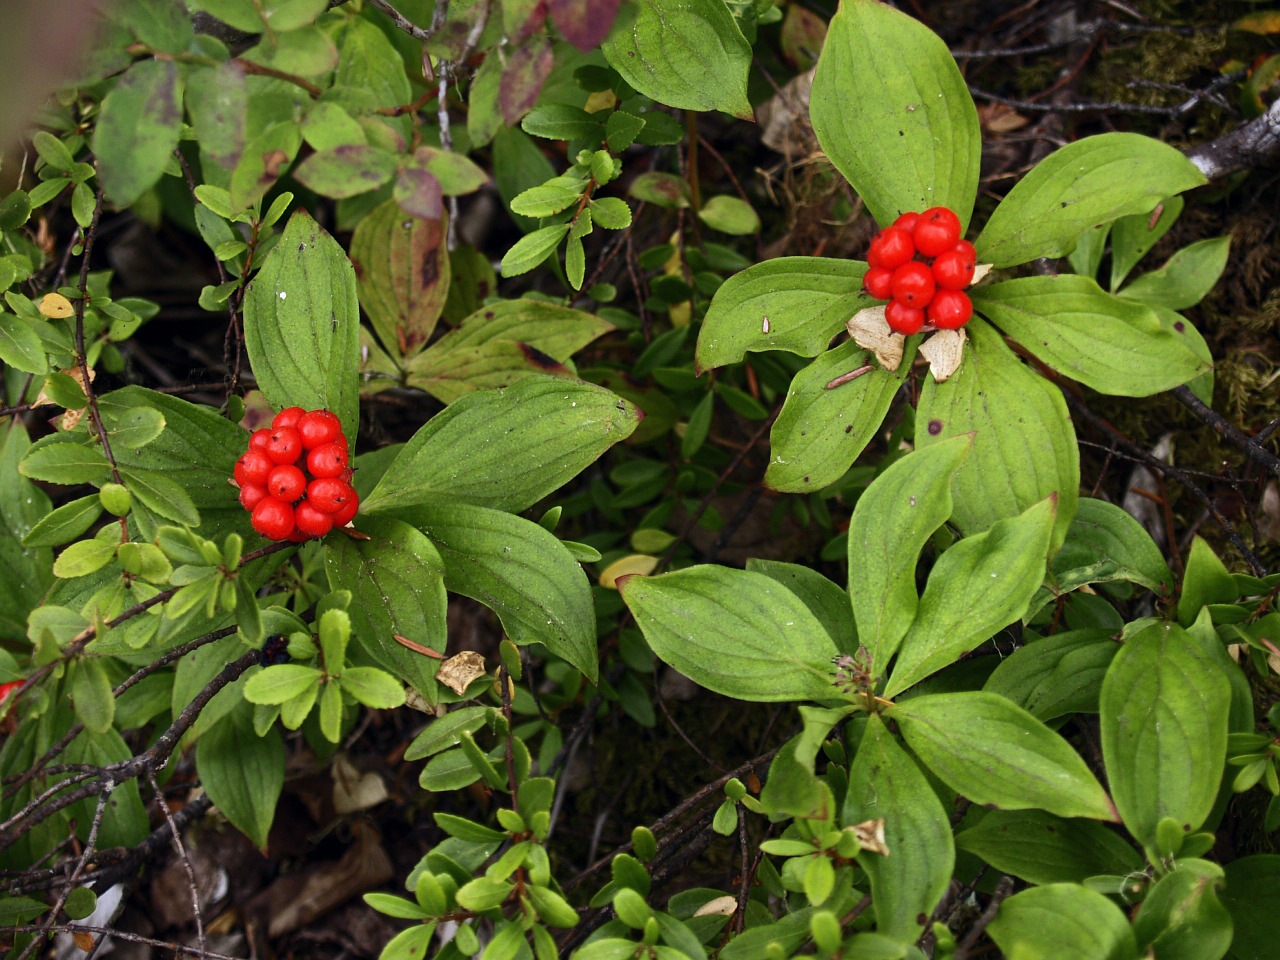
[851,818,889,857]
[438,651,487,695]
[846,305,904,372]
[971,262,994,285]
[694,895,740,917]
[919,328,967,382]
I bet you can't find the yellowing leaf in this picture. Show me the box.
[600,553,659,589]
[39,292,74,318]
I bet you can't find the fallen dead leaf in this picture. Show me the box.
[846,305,903,371]
[438,651,487,696]
[331,753,389,815]
[852,818,889,856]
[694,895,739,917]
[919,328,967,382]
[39,292,74,318]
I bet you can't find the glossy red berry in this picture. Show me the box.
[297,410,343,450]
[307,477,355,514]
[890,261,935,308]
[927,289,973,330]
[294,501,334,538]
[932,241,977,290]
[234,450,274,487]
[866,226,915,271]
[306,441,349,479]
[884,300,925,335]
[267,464,307,502]
[264,426,303,465]
[331,492,360,527]
[862,266,894,300]
[892,212,920,233]
[913,207,963,257]
[251,497,295,540]
[248,428,273,453]
[238,483,269,511]
[273,406,306,430]
[288,528,310,542]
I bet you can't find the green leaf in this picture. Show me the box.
[0,313,49,374]
[976,133,1208,268]
[697,257,868,370]
[378,925,436,960]
[72,658,115,734]
[844,715,953,942]
[185,61,248,169]
[987,884,1137,960]
[972,275,1209,396]
[628,171,692,209]
[765,340,908,492]
[23,495,103,547]
[510,179,584,218]
[197,703,284,850]
[697,195,759,235]
[1177,536,1238,625]
[916,318,1078,552]
[350,198,449,359]
[955,809,1142,885]
[619,566,840,702]
[501,224,569,277]
[325,515,446,700]
[243,211,360,439]
[401,503,598,682]
[293,145,398,199]
[363,376,638,514]
[520,103,604,142]
[591,197,632,230]
[746,559,857,654]
[1221,855,1280,960]
[886,497,1056,697]
[93,59,182,207]
[118,466,201,527]
[0,896,50,925]
[187,0,263,32]
[243,663,323,704]
[1099,621,1231,849]
[53,539,117,579]
[601,0,753,119]
[848,435,971,676]
[889,691,1115,820]
[1132,861,1233,960]
[983,629,1118,721]
[230,121,302,212]
[20,437,110,485]
[1109,196,1183,291]
[1119,236,1231,311]
[416,148,488,197]
[810,0,980,229]
[405,340,576,404]
[1050,497,1173,597]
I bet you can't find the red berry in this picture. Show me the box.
[884,300,925,335]
[273,406,306,429]
[890,261,935,308]
[251,497,295,540]
[307,477,354,514]
[306,441,349,479]
[295,501,335,538]
[913,207,963,257]
[932,241,977,290]
[264,426,302,465]
[288,528,310,542]
[893,212,920,233]
[234,450,274,487]
[249,428,272,453]
[862,266,894,300]
[927,289,973,330]
[267,464,307,502]
[866,226,915,271]
[297,410,343,450]
[331,491,359,527]
[239,483,268,511]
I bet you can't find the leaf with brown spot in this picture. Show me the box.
[350,199,450,360]
[780,4,826,71]
[500,35,554,127]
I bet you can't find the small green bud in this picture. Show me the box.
[98,483,131,516]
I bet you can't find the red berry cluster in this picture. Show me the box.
[862,207,976,335]
[233,407,358,542]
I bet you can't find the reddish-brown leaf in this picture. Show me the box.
[500,35,554,127]
[780,4,827,71]
[548,0,622,52]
